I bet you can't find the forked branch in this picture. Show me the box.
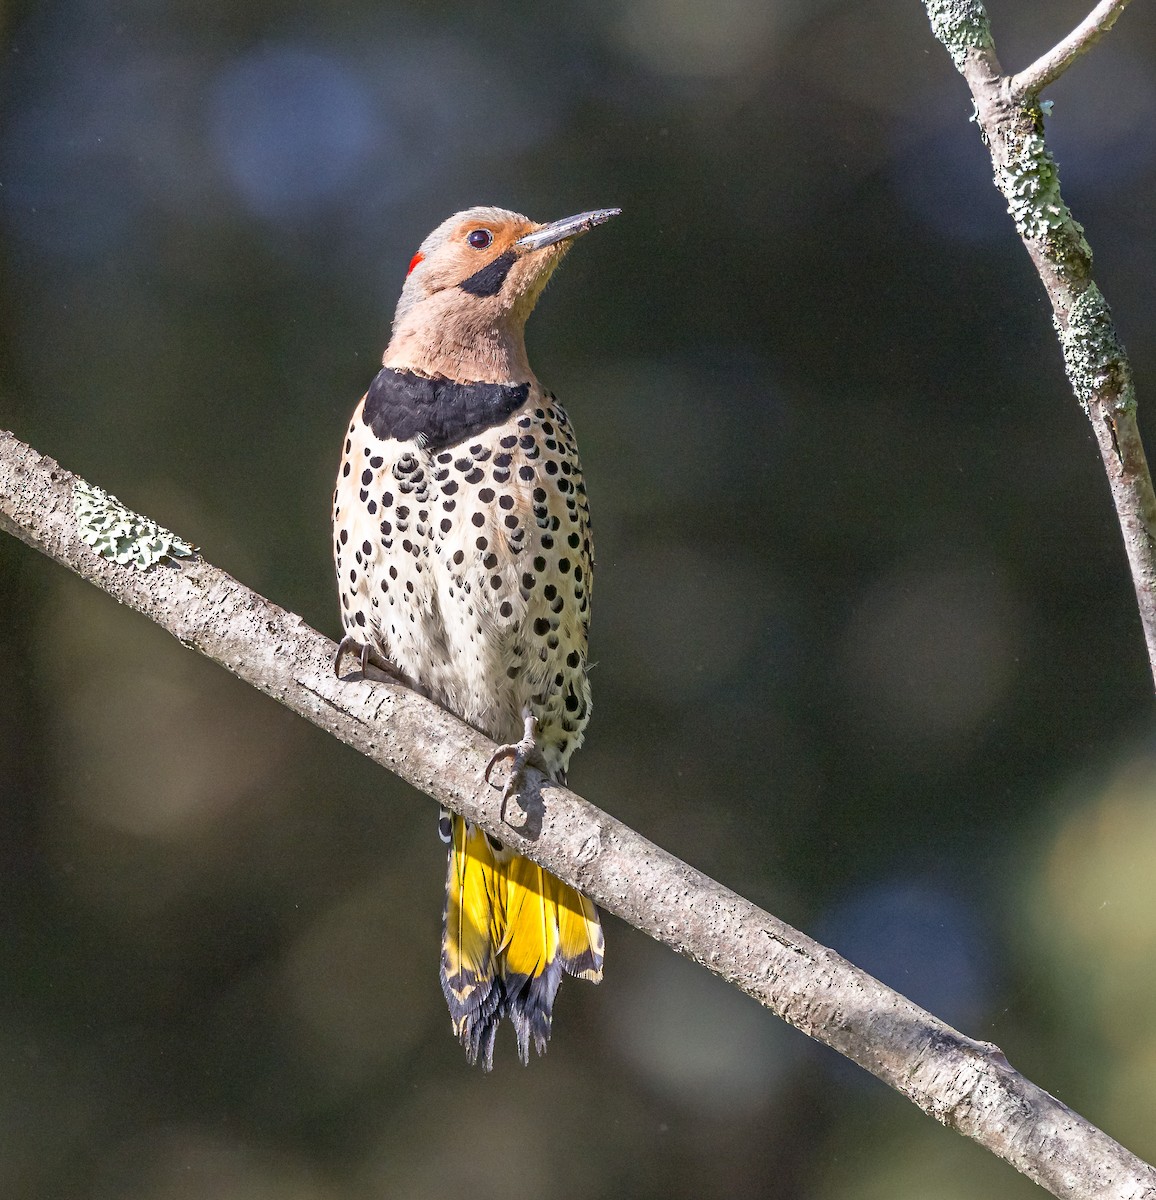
[924,0,1156,689]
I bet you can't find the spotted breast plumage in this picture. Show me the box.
[332,205,618,1069]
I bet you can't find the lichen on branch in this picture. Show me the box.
[996,129,1079,245]
[925,0,993,67]
[1057,284,1135,416]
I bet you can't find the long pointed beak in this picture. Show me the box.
[515,207,621,252]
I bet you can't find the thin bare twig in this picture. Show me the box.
[3,429,1155,1198]
[1011,0,1135,98]
[925,0,1156,690]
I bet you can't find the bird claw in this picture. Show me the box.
[484,712,547,822]
[333,635,372,677]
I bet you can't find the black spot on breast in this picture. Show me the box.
[363,369,530,452]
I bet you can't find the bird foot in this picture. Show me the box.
[484,711,547,821]
[334,636,412,684]
[333,635,372,677]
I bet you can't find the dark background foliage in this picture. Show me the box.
[3,1,1156,1196]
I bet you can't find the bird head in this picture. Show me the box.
[385,205,619,383]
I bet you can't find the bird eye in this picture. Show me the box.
[467,229,493,249]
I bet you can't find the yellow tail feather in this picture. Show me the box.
[502,852,559,977]
[441,820,500,1033]
[549,873,605,982]
[439,814,604,1068]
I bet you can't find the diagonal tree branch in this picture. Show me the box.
[4,427,1156,1196]
[1010,0,1134,99]
[924,0,1156,690]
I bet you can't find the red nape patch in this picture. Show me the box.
[407,252,424,275]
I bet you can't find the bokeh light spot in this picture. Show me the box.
[209,45,376,223]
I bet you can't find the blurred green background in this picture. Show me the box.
[3,0,1156,1196]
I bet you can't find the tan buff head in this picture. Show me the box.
[385,205,619,383]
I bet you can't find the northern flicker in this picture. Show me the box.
[332,205,618,1069]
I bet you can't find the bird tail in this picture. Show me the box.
[440,814,604,1070]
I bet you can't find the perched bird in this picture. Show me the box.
[332,205,618,1069]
